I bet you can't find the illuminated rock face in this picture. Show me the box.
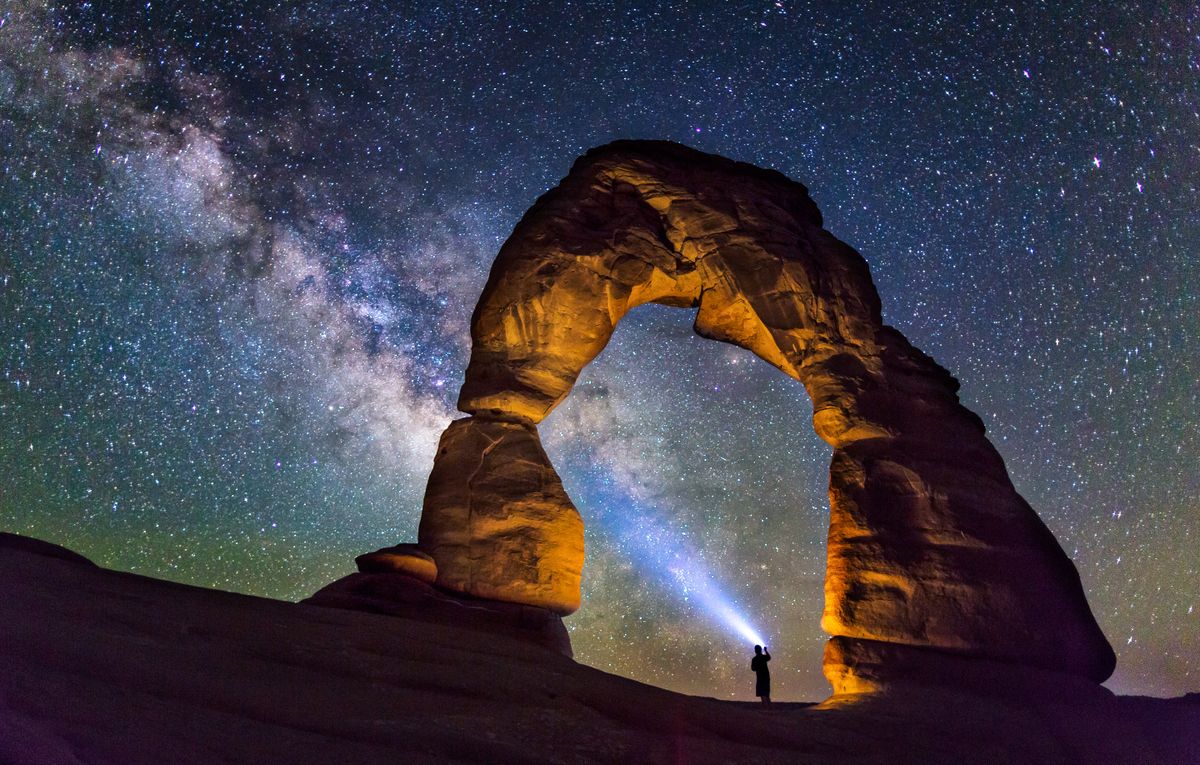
[418,417,584,614]
[414,140,1115,688]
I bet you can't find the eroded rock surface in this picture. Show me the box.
[418,417,584,615]
[411,140,1115,688]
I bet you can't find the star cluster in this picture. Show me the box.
[1,1,1196,701]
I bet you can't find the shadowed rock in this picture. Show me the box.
[0,532,96,567]
[305,569,572,657]
[395,140,1114,691]
[7,533,1194,765]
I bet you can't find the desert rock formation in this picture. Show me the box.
[394,140,1114,692]
[415,417,584,614]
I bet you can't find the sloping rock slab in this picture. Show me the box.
[0,531,96,566]
[304,571,572,657]
[2,533,1196,765]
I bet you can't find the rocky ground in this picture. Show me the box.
[1,532,1196,764]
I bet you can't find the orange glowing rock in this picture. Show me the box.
[418,417,583,615]
[355,544,438,584]
[406,140,1113,686]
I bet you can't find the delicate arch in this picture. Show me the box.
[400,141,1114,692]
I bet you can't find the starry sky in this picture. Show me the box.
[1,1,1197,702]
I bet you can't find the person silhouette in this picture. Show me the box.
[751,644,771,705]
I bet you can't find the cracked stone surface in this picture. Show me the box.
[417,417,584,615]
[411,140,1115,688]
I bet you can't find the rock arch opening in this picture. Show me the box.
[374,141,1115,694]
[535,301,831,691]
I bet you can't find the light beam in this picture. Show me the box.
[591,486,768,648]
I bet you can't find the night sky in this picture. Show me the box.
[1,2,1196,701]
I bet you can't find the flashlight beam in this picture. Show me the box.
[586,484,767,647]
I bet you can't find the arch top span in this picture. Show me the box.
[458,140,885,433]
[403,141,1115,694]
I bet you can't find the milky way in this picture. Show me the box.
[1,2,1196,700]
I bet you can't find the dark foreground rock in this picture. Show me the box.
[1,533,1196,765]
[304,570,573,657]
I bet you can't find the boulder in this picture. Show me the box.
[355,544,438,584]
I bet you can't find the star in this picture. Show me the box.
[0,0,1194,702]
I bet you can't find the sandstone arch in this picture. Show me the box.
[379,141,1115,693]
